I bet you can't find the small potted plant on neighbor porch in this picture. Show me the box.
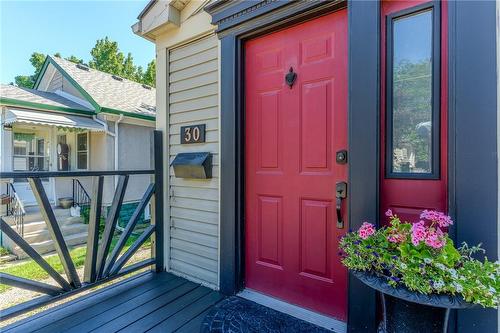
[340,210,499,333]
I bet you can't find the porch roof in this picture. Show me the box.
[3,109,105,131]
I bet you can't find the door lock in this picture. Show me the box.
[336,182,347,229]
[336,150,348,164]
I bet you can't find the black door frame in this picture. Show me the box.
[206,0,498,332]
[207,0,379,330]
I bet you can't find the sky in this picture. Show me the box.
[0,0,155,84]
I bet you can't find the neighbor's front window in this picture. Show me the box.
[387,4,440,178]
[76,132,88,170]
[13,132,49,171]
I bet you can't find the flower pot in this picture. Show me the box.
[352,271,477,333]
[58,197,74,209]
[0,195,10,205]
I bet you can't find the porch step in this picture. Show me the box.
[19,206,74,224]
[3,216,83,234]
[12,231,89,258]
[21,223,88,244]
[2,206,89,258]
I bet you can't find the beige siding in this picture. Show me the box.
[168,34,219,288]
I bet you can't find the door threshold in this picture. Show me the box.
[238,289,347,333]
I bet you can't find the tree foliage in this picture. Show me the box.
[142,59,156,87]
[65,55,84,64]
[89,37,124,75]
[14,52,48,88]
[14,37,155,88]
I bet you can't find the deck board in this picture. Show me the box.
[2,272,223,333]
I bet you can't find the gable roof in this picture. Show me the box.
[0,84,94,115]
[34,56,156,120]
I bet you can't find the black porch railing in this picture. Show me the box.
[6,183,26,237]
[72,178,91,207]
[0,131,164,321]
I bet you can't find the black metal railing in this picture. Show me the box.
[72,179,91,207]
[0,131,164,321]
[6,183,26,237]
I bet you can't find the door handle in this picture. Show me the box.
[336,182,347,229]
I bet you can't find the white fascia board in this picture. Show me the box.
[54,90,95,111]
[100,112,155,127]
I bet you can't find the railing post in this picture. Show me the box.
[153,130,164,272]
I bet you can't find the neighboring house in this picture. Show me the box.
[134,1,498,333]
[0,55,155,255]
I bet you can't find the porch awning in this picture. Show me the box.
[3,109,105,131]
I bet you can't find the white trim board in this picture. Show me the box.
[238,289,347,333]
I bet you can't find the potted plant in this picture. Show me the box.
[340,210,499,333]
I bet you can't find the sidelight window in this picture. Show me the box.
[386,3,440,178]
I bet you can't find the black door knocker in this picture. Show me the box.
[285,67,297,89]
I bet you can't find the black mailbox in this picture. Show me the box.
[171,152,212,179]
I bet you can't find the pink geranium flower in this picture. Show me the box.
[385,209,393,217]
[411,221,427,246]
[358,222,376,240]
[420,210,453,228]
[425,227,446,249]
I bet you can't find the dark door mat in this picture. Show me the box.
[201,296,333,333]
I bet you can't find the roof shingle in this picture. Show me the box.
[0,84,93,112]
[50,56,156,117]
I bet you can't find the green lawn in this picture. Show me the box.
[0,247,86,293]
[0,235,151,293]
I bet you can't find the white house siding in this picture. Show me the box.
[45,68,87,101]
[168,34,219,288]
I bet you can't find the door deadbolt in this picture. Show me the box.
[336,150,347,164]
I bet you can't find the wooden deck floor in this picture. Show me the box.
[2,272,224,333]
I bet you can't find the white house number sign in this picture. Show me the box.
[180,124,206,144]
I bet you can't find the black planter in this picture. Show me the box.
[352,271,477,333]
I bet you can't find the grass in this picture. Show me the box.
[0,247,87,293]
[0,233,152,294]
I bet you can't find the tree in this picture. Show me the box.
[122,53,136,80]
[142,59,156,87]
[30,52,46,77]
[65,55,83,64]
[14,52,46,88]
[134,66,144,84]
[89,37,124,75]
[14,75,33,88]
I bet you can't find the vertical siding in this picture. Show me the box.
[47,71,63,92]
[168,35,219,288]
[46,72,87,101]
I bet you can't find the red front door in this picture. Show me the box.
[245,10,348,320]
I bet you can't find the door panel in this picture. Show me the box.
[245,10,348,320]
